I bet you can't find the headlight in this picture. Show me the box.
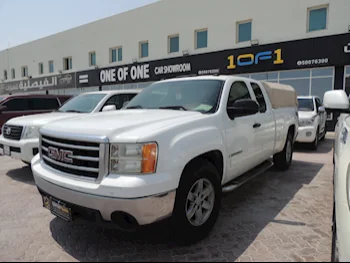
[22,126,40,139]
[110,143,158,174]
[299,116,316,127]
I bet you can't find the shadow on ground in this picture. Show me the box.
[294,137,334,154]
[6,165,35,186]
[50,159,324,262]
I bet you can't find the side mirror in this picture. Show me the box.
[102,105,117,112]
[227,99,259,119]
[0,105,7,113]
[323,90,350,113]
[318,106,325,113]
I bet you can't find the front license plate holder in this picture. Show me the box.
[50,198,73,222]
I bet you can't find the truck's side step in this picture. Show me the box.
[222,160,274,193]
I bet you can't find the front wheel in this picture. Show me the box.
[311,127,319,151]
[274,131,294,171]
[171,158,222,245]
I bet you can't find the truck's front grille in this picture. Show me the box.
[41,135,100,179]
[2,125,23,141]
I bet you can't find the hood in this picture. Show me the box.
[7,112,83,127]
[298,111,317,120]
[41,110,207,143]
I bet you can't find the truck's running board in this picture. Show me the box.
[222,160,274,193]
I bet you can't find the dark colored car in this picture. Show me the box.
[0,94,72,134]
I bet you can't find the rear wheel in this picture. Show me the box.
[274,131,294,171]
[171,158,222,245]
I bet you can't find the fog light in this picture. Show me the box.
[43,196,51,210]
[306,132,312,137]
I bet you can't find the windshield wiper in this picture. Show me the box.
[64,110,84,113]
[159,106,187,111]
[126,105,143,109]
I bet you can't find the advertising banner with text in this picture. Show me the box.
[76,33,350,88]
[0,73,76,95]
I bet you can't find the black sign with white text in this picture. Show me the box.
[76,33,350,88]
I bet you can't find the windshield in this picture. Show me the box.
[58,93,107,113]
[298,98,314,112]
[126,80,224,113]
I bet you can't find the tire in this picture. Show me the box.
[273,131,294,171]
[171,158,222,245]
[311,127,319,151]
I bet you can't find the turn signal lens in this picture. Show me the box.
[142,143,158,174]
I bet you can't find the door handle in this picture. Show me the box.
[253,123,261,128]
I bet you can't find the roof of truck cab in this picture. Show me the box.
[298,96,319,99]
[82,89,142,95]
[157,75,245,83]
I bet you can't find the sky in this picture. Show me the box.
[0,0,158,51]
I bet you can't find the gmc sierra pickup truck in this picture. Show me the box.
[31,75,299,244]
[0,90,140,164]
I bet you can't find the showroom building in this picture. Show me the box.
[0,0,349,129]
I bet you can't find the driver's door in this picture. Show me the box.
[223,81,262,181]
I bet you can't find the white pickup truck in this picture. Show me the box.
[0,90,140,164]
[31,76,298,244]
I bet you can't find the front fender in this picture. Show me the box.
[158,126,225,188]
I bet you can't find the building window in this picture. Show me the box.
[49,61,54,73]
[195,29,208,49]
[308,5,328,32]
[110,47,122,63]
[168,35,179,53]
[38,63,44,75]
[3,70,7,80]
[237,20,252,43]
[139,41,149,58]
[344,66,350,92]
[63,57,73,71]
[21,66,28,77]
[89,52,96,66]
[11,69,15,79]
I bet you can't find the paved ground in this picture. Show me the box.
[0,135,335,262]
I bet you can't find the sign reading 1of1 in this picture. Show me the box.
[227,48,284,70]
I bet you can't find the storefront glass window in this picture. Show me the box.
[280,79,310,96]
[312,68,333,77]
[280,69,310,79]
[251,72,278,81]
[346,66,350,75]
[311,77,333,101]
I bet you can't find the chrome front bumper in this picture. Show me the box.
[34,175,176,226]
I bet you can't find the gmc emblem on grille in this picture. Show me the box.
[47,147,73,164]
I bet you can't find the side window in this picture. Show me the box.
[104,94,137,110]
[3,99,30,111]
[31,98,60,110]
[227,81,252,106]
[251,83,267,113]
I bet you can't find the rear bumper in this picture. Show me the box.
[296,127,316,143]
[0,136,39,163]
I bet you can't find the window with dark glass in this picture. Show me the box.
[227,81,252,106]
[251,83,267,112]
[3,99,30,111]
[30,98,59,110]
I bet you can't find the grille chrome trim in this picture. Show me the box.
[42,146,99,162]
[42,137,99,151]
[43,155,99,173]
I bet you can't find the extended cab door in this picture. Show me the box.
[223,81,263,180]
[250,82,276,161]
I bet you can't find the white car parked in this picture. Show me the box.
[32,75,299,244]
[296,96,327,150]
[322,90,350,262]
[0,90,140,164]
